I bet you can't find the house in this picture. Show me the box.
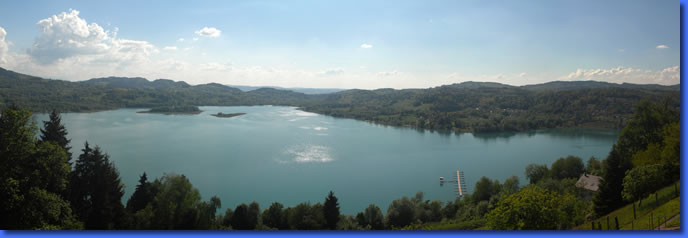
[575,172,603,200]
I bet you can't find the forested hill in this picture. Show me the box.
[521,80,680,91]
[0,67,680,133]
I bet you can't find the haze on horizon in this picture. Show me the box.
[0,0,679,90]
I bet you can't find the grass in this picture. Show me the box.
[424,219,485,230]
[666,214,680,228]
[573,181,680,230]
[620,197,679,230]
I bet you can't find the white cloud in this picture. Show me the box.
[377,71,399,77]
[177,38,184,42]
[0,26,8,64]
[3,9,681,91]
[192,37,199,41]
[199,62,232,72]
[656,45,669,49]
[319,68,344,76]
[564,66,679,85]
[25,9,156,65]
[163,46,177,51]
[360,43,373,49]
[195,27,221,37]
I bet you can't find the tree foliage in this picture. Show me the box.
[550,156,584,180]
[486,186,585,230]
[40,109,72,161]
[386,196,416,228]
[472,176,502,202]
[525,164,549,184]
[323,191,340,229]
[68,142,127,229]
[0,106,80,229]
[356,204,384,230]
[261,202,286,229]
[621,164,667,206]
[286,202,326,230]
[593,99,679,216]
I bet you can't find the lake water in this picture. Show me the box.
[34,106,620,214]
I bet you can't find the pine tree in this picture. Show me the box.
[593,145,632,216]
[0,105,80,229]
[69,142,127,229]
[40,109,72,162]
[323,191,340,229]
[126,172,158,213]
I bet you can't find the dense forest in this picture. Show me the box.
[0,67,680,133]
[0,97,679,230]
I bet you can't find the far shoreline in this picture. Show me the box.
[136,110,204,115]
[211,112,246,118]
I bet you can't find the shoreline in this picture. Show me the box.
[136,110,204,115]
[211,112,246,118]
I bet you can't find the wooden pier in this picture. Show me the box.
[455,170,467,198]
[441,169,468,198]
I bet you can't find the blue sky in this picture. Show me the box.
[0,0,679,89]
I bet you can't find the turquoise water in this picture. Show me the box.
[33,106,620,214]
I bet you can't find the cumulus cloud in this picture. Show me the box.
[163,46,177,51]
[177,38,184,42]
[0,26,8,64]
[656,45,669,49]
[360,43,373,49]
[195,27,221,37]
[26,9,156,65]
[192,37,199,41]
[565,66,679,85]
[518,72,527,77]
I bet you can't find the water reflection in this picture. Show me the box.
[281,144,335,163]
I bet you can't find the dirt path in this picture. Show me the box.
[657,213,680,230]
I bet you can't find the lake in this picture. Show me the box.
[34,106,620,214]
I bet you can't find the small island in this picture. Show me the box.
[211,112,246,118]
[137,105,203,115]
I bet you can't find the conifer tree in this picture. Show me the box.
[40,109,72,161]
[69,142,127,229]
[323,191,340,229]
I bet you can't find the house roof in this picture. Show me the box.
[575,173,603,192]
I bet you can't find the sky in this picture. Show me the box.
[0,0,680,89]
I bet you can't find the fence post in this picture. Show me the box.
[591,222,595,230]
[598,221,602,231]
[615,216,619,230]
[633,202,636,219]
[607,216,610,230]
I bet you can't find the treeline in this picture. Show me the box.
[299,85,679,133]
[0,94,680,229]
[480,99,680,229]
[0,67,680,133]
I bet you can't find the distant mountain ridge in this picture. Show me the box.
[84,77,191,89]
[521,80,680,91]
[0,66,680,133]
[226,84,345,95]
